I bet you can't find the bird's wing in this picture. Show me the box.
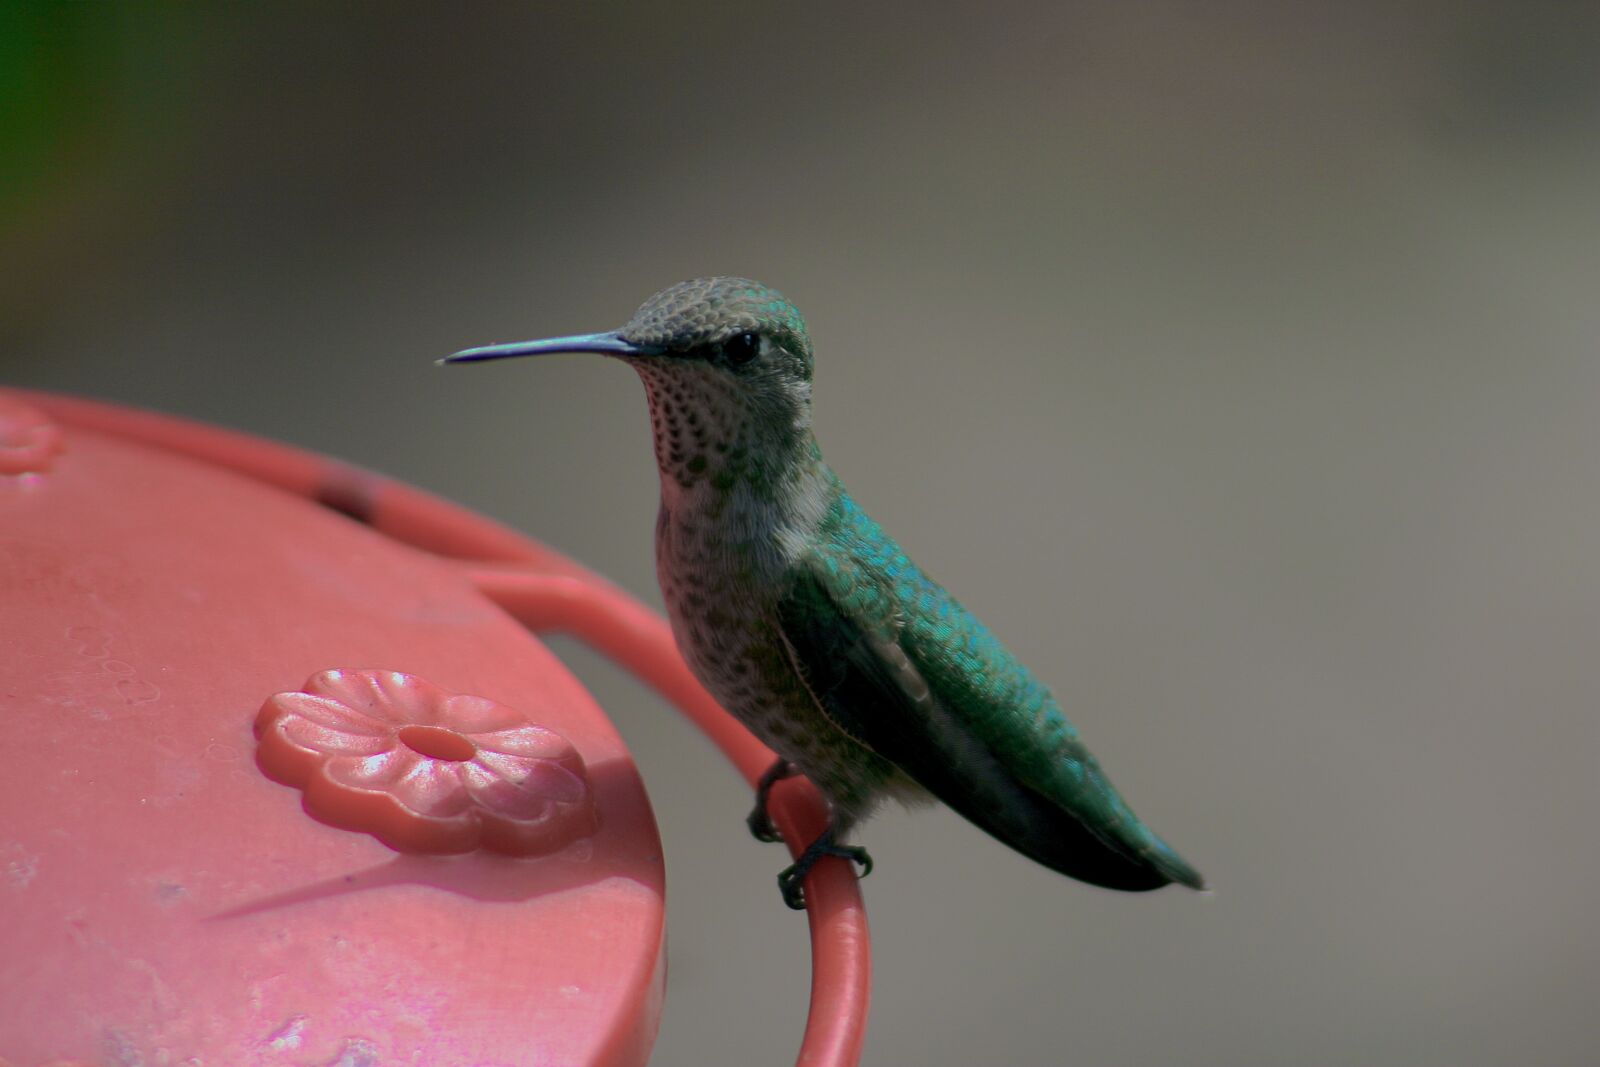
[774,503,1202,891]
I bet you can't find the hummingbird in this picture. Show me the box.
[444,277,1204,908]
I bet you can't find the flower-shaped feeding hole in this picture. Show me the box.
[398,724,476,762]
[255,669,598,856]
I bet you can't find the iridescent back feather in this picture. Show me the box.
[803,488,1205,889]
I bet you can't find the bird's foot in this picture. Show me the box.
[746,758,798,843]
[777,828,873,911]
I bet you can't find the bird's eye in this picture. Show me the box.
[722,332,759,366]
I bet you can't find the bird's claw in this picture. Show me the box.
[776,831,873,911]
[747,810,783,844]
[746,758,797,843]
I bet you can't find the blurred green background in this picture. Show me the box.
[5,3,1598,1064]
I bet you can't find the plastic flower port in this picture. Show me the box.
[255,669,597,856]
[0,392,65,475]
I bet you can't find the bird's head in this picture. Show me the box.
[616,276,813,378]
[445,277,822,491]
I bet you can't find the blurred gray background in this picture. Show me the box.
[5,3,1598,1064]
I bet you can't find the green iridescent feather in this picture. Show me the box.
[777,486,1204,890]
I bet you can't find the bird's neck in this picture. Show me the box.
[638,374,835,567]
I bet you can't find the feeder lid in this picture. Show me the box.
[0,388,664,1067]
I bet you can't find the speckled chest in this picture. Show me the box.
[653,485,794,724]
[653,499,895,813]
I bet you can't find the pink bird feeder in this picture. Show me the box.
[0,387,869,1067]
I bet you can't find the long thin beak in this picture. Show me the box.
[439,331,659,365]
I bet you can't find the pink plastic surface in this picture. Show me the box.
[2,389,869,1067]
